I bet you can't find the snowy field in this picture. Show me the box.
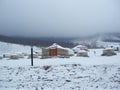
[0,41,120,90]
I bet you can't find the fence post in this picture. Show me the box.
[31,46,33,66]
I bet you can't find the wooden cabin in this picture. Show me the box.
[42,43,69,58]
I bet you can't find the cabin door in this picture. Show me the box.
[49,49,57,56]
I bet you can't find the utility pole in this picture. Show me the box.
[31,46,33,66]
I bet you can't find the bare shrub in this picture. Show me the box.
[72,64,78,67]
[43,65,51,71]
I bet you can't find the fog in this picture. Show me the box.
[0,0,120,37]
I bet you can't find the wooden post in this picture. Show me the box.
[31,47,33,66]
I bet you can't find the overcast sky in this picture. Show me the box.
[0,0,120,37]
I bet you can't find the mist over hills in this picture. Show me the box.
[0,35,75,48]
[0,32,120,48]
[72,32,120,48]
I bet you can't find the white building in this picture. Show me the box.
[73,45,88,54]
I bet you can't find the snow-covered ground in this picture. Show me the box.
[0,41,31,54]
[0,41,120,90]
[0,64,120,90]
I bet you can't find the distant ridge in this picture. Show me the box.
[0,32,120,48]
[72,32,120,48]
[0,35,75,48]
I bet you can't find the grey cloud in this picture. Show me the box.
[0,0,120,37]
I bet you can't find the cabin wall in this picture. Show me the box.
[42,48,49,56]
[57,48,68,56]
[42,48,69,57]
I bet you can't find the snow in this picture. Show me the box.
[65,48,74,55]
[73,45,88,49]
[0,41,120,90]
[1,51,120,67]
[46,43,65,49]
[0,41,31,54]
[0,62,120,90]
[96,40,120,48]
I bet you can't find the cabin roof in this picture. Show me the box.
[46,43,65,49]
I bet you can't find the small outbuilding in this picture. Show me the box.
[101,48,116,56]
[42,43,69,58]
[77,50,89,57]
[73,45,88,54]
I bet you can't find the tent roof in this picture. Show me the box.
[73,45,88,49]
[46,43,65,49]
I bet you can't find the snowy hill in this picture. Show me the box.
[72,33,120,48]
[0,41,31,54]
[0,41,41,55]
